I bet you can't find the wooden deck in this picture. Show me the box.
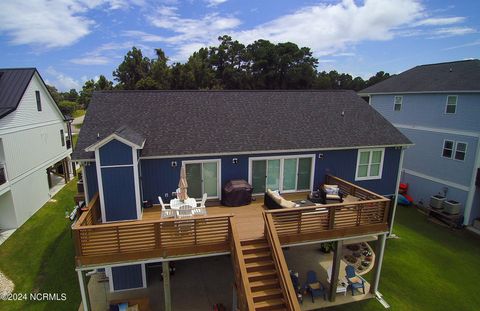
[143,192,309,240]
[72,175,390,268]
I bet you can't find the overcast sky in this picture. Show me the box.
[0,0,479,91]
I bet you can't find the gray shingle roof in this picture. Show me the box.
[0,68,36,118]
[73,90,411,160]
[114,125,145,147]
[360,60,480,94]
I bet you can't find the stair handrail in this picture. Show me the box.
[229,218,255,311]
[263,213,301,311]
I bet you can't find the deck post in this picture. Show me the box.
[163,261,172,311]
[232,283,238,311]
[77,270,91,311]
[329,240,343,302]
[389,147,405,236]
[371,233,387,294]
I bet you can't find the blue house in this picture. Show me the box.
[360,60,480,227]
[72,90,410,310]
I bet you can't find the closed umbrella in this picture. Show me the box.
[177,165,189,201]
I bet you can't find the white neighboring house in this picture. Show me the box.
[0,68,73,229]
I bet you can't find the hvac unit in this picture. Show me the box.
[430,195,446,209]
[442,200,462,215]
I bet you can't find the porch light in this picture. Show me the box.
[232,158,238,164]
[171,161,177,168]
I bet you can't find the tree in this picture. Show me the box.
[61,89,79,102]
[46,85,62,103]
[150,48,171,89]
[365,71,390,88]
[77,80,95,108]
[95,75,113,91]
[113,47,152,89]
[58,100,78,116]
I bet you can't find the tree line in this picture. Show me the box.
[49,35,391,113]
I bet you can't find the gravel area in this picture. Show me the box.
[0,271,14,296]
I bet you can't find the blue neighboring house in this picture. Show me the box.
[360,60,480,227]
[72,90,410,301]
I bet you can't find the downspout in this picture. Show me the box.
[389,146,406,236]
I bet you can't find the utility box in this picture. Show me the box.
[442,200,462,215]
[430,195,446,209]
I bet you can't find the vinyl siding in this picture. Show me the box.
[99,140,133,166]
[370,93,480,132]
[84,164,98,202]
[0,192,16,229]
[101,166,137,221]
[140,147,401,204]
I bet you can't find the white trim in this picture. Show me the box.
[464,139,480,225]
[444,95,458,115]
[359,90,480,96]
[77,270,90,311]
[85,133,144,152]
[181,159,221,199]
[139,144,412,160]
[393,123,480,138]
[402,168,470,191]
[355,148,385,181]
[281,232,389,248]
[82,165,90,203]
[0,120,65,135]
[248,154,315,194]
[132,148,142,220]
[95,149,107,223]
[389,147,405,235]
[393,96,403,112]
[441,139,454,159]
[99,163,134,169]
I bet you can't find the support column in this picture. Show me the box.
[329,240,343,302]
[77,270,91,311]
[232,283,238,311]
[163,261,172,311]
[389,147,405,236]
[371,233,387,294]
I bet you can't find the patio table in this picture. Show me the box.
[170,198,197,210]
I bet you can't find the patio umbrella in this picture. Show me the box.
[177,165,189,201]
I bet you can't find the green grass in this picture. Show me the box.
[72,135,78,148]
[71,109,85,118]
[73,123,83,130]
[328,206,480,311]
[0,179,80,311]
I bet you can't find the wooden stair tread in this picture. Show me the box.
[244,251,272,260]
[248,270,277,278]
[252,288,282,298]
[250,278,280,289]
[246,261,274,268]
[241,238,267,246]
[254,298,286,310]
[242,243,270,252]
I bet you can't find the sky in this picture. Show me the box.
[0,0,479,91]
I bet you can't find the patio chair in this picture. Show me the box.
[192,207,207,216]
[345,265,365,296]
[159,196,176,218]
[289,270,303,304]
[305,270,326,302]
[196,193,207,208]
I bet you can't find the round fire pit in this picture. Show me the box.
[342,242,375,275]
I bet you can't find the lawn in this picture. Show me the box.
[0,179,80,311]
[71,109,86,118]
[328,206,480,311]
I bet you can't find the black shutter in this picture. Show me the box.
[35,91,42,111]
[60,129,65,147]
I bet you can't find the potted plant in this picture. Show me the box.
[320,242,334,253]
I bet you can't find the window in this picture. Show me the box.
[250,155,314,194]
[355,149,385,180]
[442,140,454,158]
[445,95,457,114]
[35,91,42,111]
[454,142,467,161]
[60,129,65,147]
[184,160,220,198]
[394,96,403,111]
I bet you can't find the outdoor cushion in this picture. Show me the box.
[309,282,322,290]
[348,276,362,283]
[280,198,296,208]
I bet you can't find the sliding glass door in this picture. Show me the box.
[250,155,313,194]
[185,160,219,198]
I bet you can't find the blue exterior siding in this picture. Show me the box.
[111,264,143,291]
[84,164,98,202]
[399,128,478,187]
[140,147,401,203]
[370,93,480,132]
[472,189,480,222]
[102,166,137,221]
[99,139,133,166]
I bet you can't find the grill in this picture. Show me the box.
[221,179,253,207]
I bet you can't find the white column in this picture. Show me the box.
[371,233,387,294]
[163,261,172,311]
[77,270,91,311]
[389,147,405,236]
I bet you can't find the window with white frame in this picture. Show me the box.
[445,95,457,114]
[394,96,403,111]
[355,149,385,180]
[442,140,454,158]
[454,142,467,161]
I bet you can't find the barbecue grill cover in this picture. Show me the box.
[222,179,253,207]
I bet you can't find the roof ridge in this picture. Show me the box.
[415,59,479,68]
[94,89,353,93]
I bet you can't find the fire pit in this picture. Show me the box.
[342,242,375,275]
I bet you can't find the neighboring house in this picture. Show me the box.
[360,59,480,227]
[72,90,410,311]
[0,68,73,229]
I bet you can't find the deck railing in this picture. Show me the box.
[263,213,301,311]
[0,163,7,186]
[73,201,233,266]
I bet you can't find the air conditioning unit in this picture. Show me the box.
[430,195,446,209]
[442,200,462,215]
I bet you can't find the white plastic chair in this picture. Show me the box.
[177,205,193,218]
[196,193,208,208]
[192,207,207,216]
[159,196,176,218]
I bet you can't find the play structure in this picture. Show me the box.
[398,183,414,205]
